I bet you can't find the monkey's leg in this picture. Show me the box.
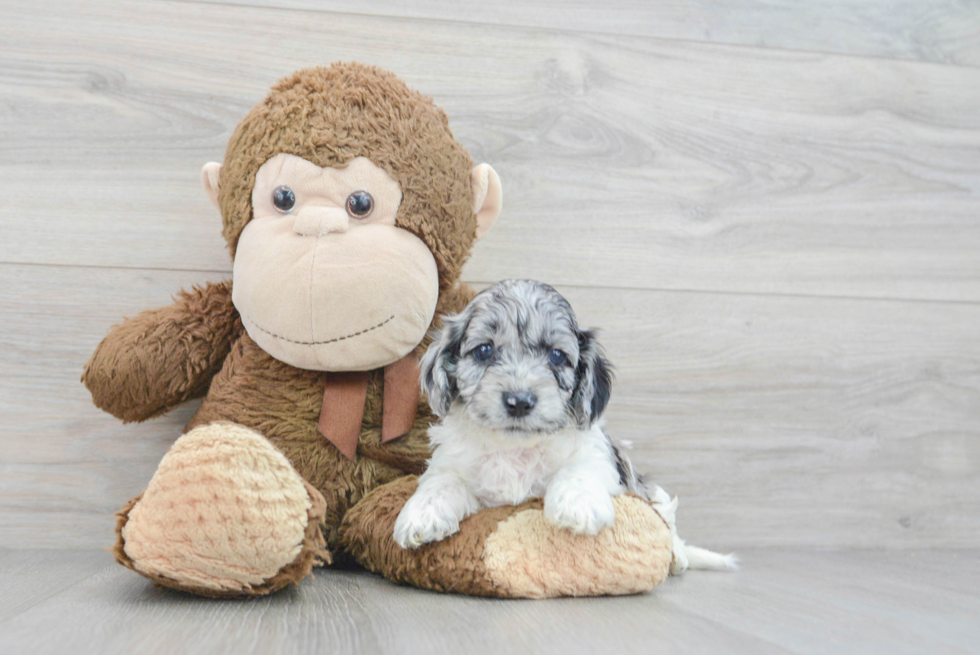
[113,422,329,598]
[339,476,673,598]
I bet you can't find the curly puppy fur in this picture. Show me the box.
[393,280,737,571]
[394,280,644,549]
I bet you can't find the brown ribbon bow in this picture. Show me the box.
[316,352,420,461]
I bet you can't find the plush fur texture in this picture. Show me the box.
[481,493,673,598]
[113,483,329,599]
[234,153,441,372]
[339,476,673,598]
[83,280,242,423]
[218,64,478,291]
[84,64,484,595]
[185,328,435,551]
[118,422,327,594]
[83,64,679,598]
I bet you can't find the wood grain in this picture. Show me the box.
[1,0,979,645]
[2,1,980,301]
[0,263,209,550]
[0,554,781,655]
[1,549,978,655]
[0,549,107,622]
[188,0,980,67]
[655,549,980,655]
[557,285,980,551]
[2,264,976,550]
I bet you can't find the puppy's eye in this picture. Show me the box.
[346,190,374,218]
[473,343,494,362]
[272,186,296,213]
[548,349,567,367]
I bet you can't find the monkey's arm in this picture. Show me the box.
[82,280,243,423]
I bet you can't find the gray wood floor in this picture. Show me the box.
[1,0,979,652]
[1,548,978,655]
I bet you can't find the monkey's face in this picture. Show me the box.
[202,64,503,373]
[231,153,439,371]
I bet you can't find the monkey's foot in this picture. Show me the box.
[114,422,329,598]
[339,476,672,598]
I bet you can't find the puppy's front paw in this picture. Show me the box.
[544,486,616,535]
[393,499,460,549]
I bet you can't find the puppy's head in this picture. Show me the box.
[420,279,612,433]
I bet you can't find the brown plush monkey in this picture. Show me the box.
[83,63,672,598]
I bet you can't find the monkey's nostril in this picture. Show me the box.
[503,391,536,418]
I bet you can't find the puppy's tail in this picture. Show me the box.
[647,486,738,574]
[679,543,739,572]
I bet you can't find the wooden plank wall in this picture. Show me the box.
[1,0,978,550]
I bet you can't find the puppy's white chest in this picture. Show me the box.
[471,441,566,508]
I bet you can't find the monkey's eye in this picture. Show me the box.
[548,349,567,367]
[346,190,374,218]
[272,186,296,213]
[473,343,494,362]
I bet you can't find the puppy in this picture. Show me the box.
[393,279,735,572]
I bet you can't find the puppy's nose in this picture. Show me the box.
[503,391,537,418]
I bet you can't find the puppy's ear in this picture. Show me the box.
[420,312,469,416]
[572,328,614,427]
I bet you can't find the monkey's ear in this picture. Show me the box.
[201,162,223,212]
[470,163,502,240]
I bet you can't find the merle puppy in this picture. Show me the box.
[393,279,735,572]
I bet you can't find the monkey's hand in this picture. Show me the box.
[82,280,242,422]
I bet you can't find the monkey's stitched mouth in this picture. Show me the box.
[242,314,395,345]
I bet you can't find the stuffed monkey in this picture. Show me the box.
[83,63,673,598]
